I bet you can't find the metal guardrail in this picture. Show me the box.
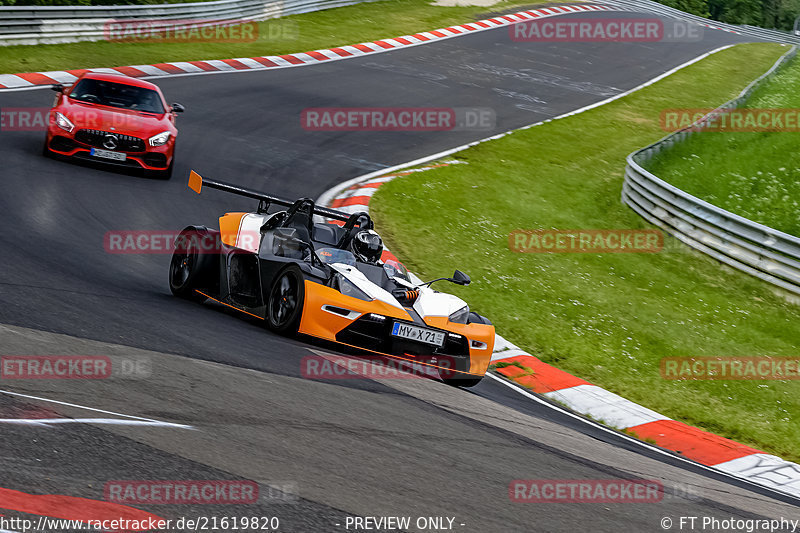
[602,0,800,44]
[0,0,369,46]
[3,0,798,47]
[622,46,800,296]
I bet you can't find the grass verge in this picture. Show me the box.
[646,54,800,237]
[0,0,555,75]
[370,42,800,463]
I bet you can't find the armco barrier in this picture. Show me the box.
[602,0,800,44]
[621,46,800,297]
[0,0,370,46]
[5,0,800,47]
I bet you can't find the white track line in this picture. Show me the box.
[0,418,192,428]
[486,374,798,503]
[0,388,194,429]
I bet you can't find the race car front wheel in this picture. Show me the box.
[266,265,305,335]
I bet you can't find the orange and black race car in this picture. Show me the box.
[169,171,495,387]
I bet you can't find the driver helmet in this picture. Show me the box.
[350,229,383,264]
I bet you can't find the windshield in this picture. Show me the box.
[316,247,356,267]
[383,259,410,282]
[69,78,165,114]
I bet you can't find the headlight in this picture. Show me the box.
[148,131,171,147]
[448,305,469,324]
[335,274,372,301]
[54,112,74,133]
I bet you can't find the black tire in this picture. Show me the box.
[162,142,176,179]
[147,160,173,180]
[266,265,305,335]
[169,229,217,300]
[161,159,174,180]
[42,139,52,158]
[442,375,484,388]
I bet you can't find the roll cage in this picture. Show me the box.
[187,171,375,263]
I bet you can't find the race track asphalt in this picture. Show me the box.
[0,10,796,532]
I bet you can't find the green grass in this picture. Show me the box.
[646,54,800,237]
[370,42,800,463]
[0,0,552,74]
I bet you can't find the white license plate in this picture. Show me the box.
[391,322,445,346]
[90,148,126,161]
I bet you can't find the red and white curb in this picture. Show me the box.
[319,163,800,503]
[0,4,628,90]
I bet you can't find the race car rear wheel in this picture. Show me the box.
[266,265,305,335]
[169,229,216,301]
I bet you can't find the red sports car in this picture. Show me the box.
[44,72,184,178]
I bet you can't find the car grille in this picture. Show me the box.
[336,316,470,361]
[74,129,146,152]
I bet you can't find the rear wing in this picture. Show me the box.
[188,170,353,223]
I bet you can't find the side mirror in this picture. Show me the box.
[423,270,471,288]
[51,84,65,93]
[171,103,185,113]
[451,270,470,286]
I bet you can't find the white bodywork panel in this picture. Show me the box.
[236,213,269,253]
[413,289,467,319]
[331,263,467,319]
